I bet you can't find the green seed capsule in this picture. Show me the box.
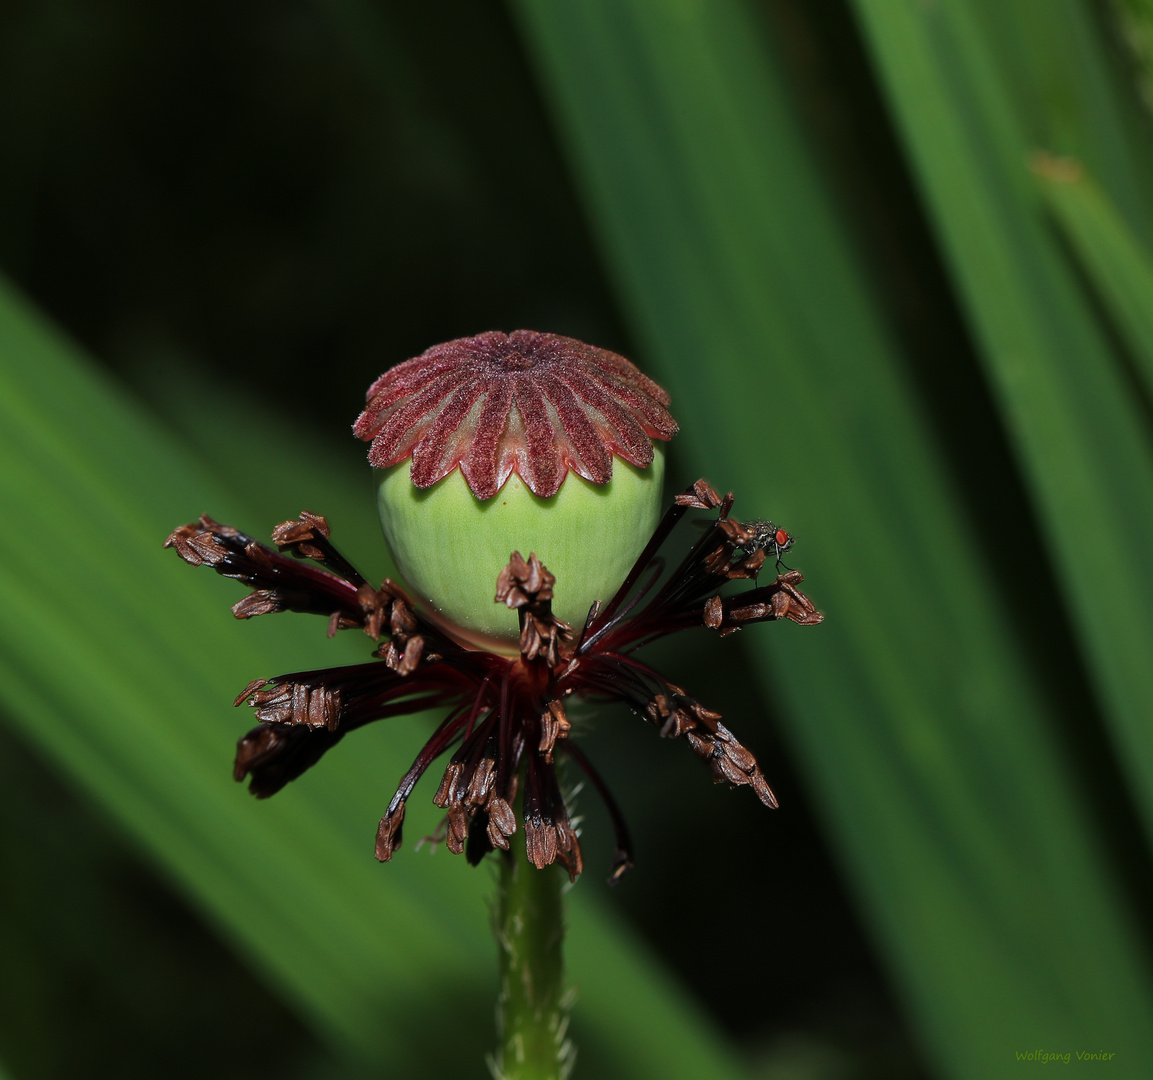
[355,330,678,649]
[375,443,666,647]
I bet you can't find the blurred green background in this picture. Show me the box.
[3,1,1153,1078]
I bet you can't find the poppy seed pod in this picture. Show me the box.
[354,330,678,647]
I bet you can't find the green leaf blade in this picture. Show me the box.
[512,0,1153,1074]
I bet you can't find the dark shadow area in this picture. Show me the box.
[0,721,334,1080]
[0,0,630,439]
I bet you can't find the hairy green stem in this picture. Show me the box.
[491,854,572,1080]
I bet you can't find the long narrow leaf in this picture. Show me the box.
[1039,163,1153,398]
[511,1,1153,1076]
[850,0,1153,870]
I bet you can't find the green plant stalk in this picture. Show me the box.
[492,855,572,1080]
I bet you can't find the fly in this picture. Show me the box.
[740,520,795,572]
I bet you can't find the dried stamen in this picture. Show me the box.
[168,480,821,880]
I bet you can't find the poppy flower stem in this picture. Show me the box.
[492,852,572,1080]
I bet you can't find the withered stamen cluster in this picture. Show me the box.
[166,480,822,882]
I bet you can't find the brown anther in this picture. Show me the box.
[494,551,573,666]
[776,571,824,626]
[244,542,276,568]
[163,527,210,566]
[539,700,571,761]
[751,774,779,809]
[521,612,570,668]
[690,702,722,725]
[248,692,292,724]
[496,552,556,609]
[720,737,758,773]
[446,806,468,855]
[375,806,405,861]
[644,693,672,725]
[390,598,418,636]
[233,726,278,783]
[713,752,750,787]
[164,516,239,566]
[684,729,712,760]
[465,758,496,808]
[399,635,425,675]
[243,681,341,730]
[703,595,723,629]
[233,678,268,708]
[676,479,722,509]
[555,822,583,881]
[486,797,517,849]
[520,613,546,662]
[232,591,283,619]
[353,584,387,639]
[432,761,463,808]
[703,543,731,575]
[524,818,558,870]
[659,710,696,738]
[376,633,425,675]
[272,511,331,559]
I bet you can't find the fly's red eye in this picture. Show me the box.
[775,528,790,548]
